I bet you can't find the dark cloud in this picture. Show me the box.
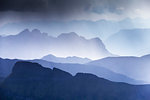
[0,0,48,12]
[0,0,129,14]
[0,0,148,21]
[0,0,94,20]
[0,0,90,13]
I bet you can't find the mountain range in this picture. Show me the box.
[1,18,150,40]
[0,29,113,60]
[88,54,150,83]
[106,28,150,56]
[0,57,144,84]
[42,54,91,64]
[1,61,150,100]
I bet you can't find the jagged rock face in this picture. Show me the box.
[0,29,113,60]
[0,61,150,100]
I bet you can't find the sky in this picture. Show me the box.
[1,0,150,24]
[1,0,150,31]
[0,0,150,36]
[1,0,150,57]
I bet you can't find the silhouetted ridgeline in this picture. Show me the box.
[0,61,150,100]
[0,29,113,59]
[0,58,143,84]
[42,54,91,64]
[88,54,150,82]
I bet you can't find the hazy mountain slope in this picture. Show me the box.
[1,18,148,40]
[42,54,91,64]
[32,59,144,84]
[106,28,150,56]
[0,61,150,100]
[0,58,143,84]
[88,54,150,82]
[0,29,113,60]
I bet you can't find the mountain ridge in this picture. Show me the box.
[0,29,113,60]
[0,57,145,84]
[1,61,150,100]
[88,54,150,82]
[42,54,91,64]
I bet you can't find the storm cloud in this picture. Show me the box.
[0,0,131,15]
[0,0,91,14]
[0,0,150,23]
[0,0,150,20]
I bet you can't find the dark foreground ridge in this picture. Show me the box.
[0,61,150,100]
[0,57,144,84]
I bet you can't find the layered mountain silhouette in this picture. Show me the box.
[1,61,150,100]
[0,29,113,60]
[0,57,144,84]
[1,18,147,40]
[42,54,91,64]
[106,28,150,56]
[88,54,150,83]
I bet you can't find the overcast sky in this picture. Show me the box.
[1,0,150,22]
[0,0,150,36]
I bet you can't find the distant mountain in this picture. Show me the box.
[1,61,150,100]
[42,54,91,64]
[88,54,150,83]
[0,29,113,60]
[1,18,148,40]
[0,58,144,84]
[105,28,150,56]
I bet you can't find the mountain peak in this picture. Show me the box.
[43,54,56,58]
[19,29,30,34]
[91,37,102,42]
[12,61,45,73]
[0,29,113,60]
[31,29,41,33]
[42,54,91,64]
[58,32,79,38]
[75,73,98,78]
